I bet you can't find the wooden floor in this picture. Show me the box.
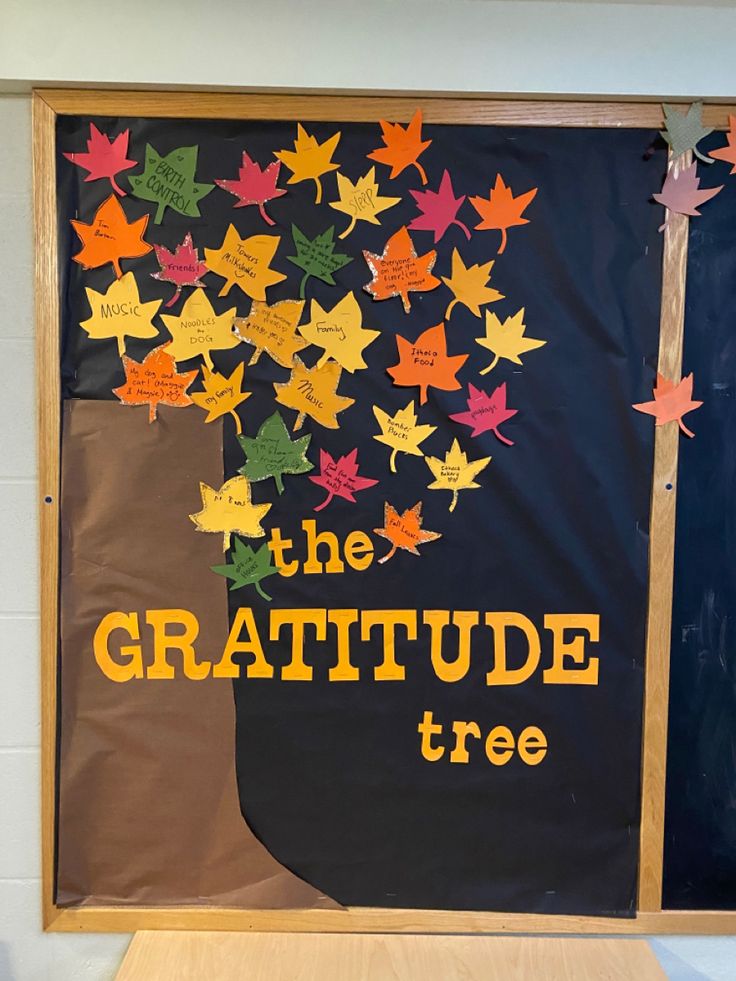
[115,931,666,980]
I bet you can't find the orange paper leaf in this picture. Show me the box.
[363,226,440,314]
[367,109,432,185]
[70,194,152,279]
[373,501,441,564]
[710,114,736,173]
[632,372,703,438]
[112,343,197,422]
[387,322,468,405]
[470,174,537,255]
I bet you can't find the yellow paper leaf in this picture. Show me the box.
[160,288,238,370]
[275,123,341,204]
[80,271,161,357]
[204,224,286,300]
[372,400,436,473]
[190,362,251,433]
[298,291,379,373]
[425,438,491,513]
[232,298,307,368]
[441,248,504,320]
[189,475,271,550]
[329,167,400,239]
[475,307,546,374]
[274,357,355,431]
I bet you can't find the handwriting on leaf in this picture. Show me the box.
[409,170,471,243]
[475,308,546,374]
[191,362,250,434]
[215,151,287,225]
[298,291,379,373]
[710,114,736,172]
[238,410,313,494]
[128,143,214,224]
[470,175,537,254]
[374,501,441,564]
[211,538,278,601]
[653,161,722,231]
[274,357,355,431]
[287,224,351,299]
[71,194,152,279]
[160,288,238,370]
[661,102,714,165]
[363,225,440,314]
[232,298,307,368]
[367,109,431,185]
[373,400,436,473]
[189,475,271,551]
[450,382,517,446]
[112,343,197,423]
[205,224,286,300]
[425,438,491,513]
[63,123,137,196]
[275,123,341,204]
[442,247,503,320]
[388,322,467,405]
[632,372,703,438]
[80,271,161,357]
[152,232,208,308]
[329,167,400,239]
[309,448,378,512]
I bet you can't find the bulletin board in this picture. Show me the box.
[33,89,736,934]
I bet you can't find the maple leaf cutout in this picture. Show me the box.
[238,411,313,494]
[373,401,437,473]
[288,224,352,299]
[329,167,400,239]
[112,343,197,423]
[190,362,251,434]
[160,288,238,370]
[426,438,491,513]
[211,538,278,601]
[205,224,287,300]
[374,501,441,565]
[442,248,503,320]
[632,372,703,437]
[309,448,378,512]
[70,194,152,279]
[232,298,307,368]
[661,102,714,165]
[409,170,471,244]
[298,291,379,373]
[63,123,136,196]
[388,322,467,406]
[367,109,432,185]
[274,357,355,431]
[152,232,208,308]
[275,123,341,204]
[80,271,161,357]
[475,308,546,374]
[450,383,517,446]
[710,115,736,172]
[190,476,271,551]
[653,162,722,231]
[215,151,287,225]
[363,225,440,314]
[128,144,214,224]
[470,175,538,254]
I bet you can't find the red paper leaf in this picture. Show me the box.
[632,372,703,437]
[653,162,722,231]
[151,232,209,307]
[309,448,378,511]
[63,123,137,196]
[408,170,471,244]
[215,151,287,225]
[450,382,518,445]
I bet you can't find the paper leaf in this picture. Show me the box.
[363,225,440,314]
[112,343,197,423]
[367,109,431,185]
[298,291,379,372]
[475,308,546,374]
[287,224,352,299]
[653,162,722,231]
[661,102,714,165]
[450,382,518,445]
[373,400,437,473]
[408,170,471,243]
[425,438,491,513]
[388,322,467,405]
[309,448,378,511]
[442,247,503,320]
[80,271,161,357]
[127,143,214,224]
[63,123,136,196]
[329,167,400,239]
[160,288,238,370]
[237,410,313,494]
[189,475,271,550]
[70,194,152,279]
[274,123,341,204]
[232,298,307,368]
[204,224,287,300]
[470,175,538,254]
[710,115,736,173]
[632,372,703,437]
[273,357,355,431]
[151,232,209,307]
[214,151,287,225]
[373,501,441,564]
[190,362,251,433]
[211,538,278,600]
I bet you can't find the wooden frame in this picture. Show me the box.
[33,87,736,935]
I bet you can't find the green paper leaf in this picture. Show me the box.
[128,143,215,223]
[661,102,714,165]
[286,223,352,298]
[238,410,313,494]
[211,538,278,600]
